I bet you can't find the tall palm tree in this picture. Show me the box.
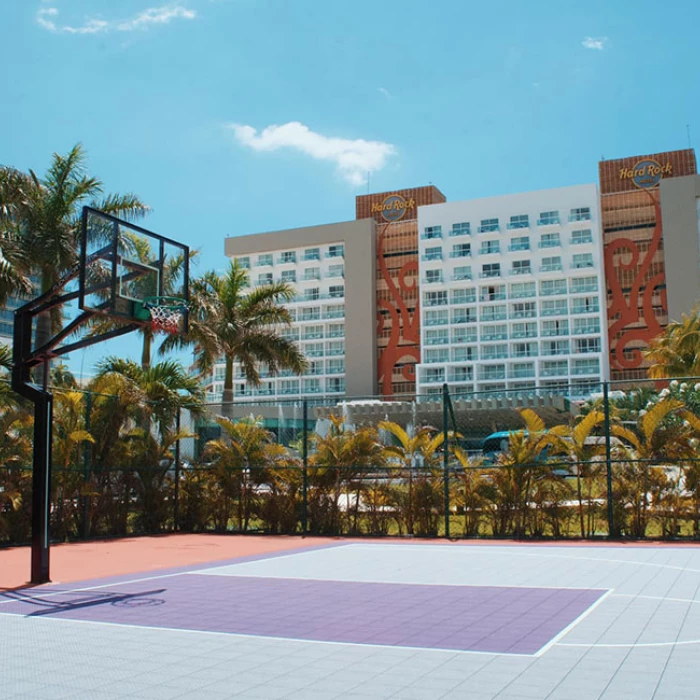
[166,260,307,416]
[0,145,149,368]
[644,306,700,378]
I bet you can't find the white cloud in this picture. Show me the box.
[228,121,397,186]
[378,87,392,100]
[582,36,608,51]
[36,4,196,35]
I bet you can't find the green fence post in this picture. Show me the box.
[442,383,451,539]
[173,407,181,532]
[302,399,308,536]
[604,381,614,538]
[82,391,92,539]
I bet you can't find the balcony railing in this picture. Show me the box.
[422,253,443,261]
[569,213,592,222]
[424,318,449,326]
[571,305,600,315]
[538,239,561,249]
[421,231,443,240]
[507,221,530,230]
[481,333,508,341]
[479,270,501,278]
[541,366,568,377]
[570,283,598,294]
[540,263,563,273]
[537,217,560,226]
[540,306,568,317]
[449,250,471,258]
[479,247,500,255]
[449,227,471,237]
[508,244,530,252]
[425,337,449,345]
[478,224,500,233]
[510,310,537,319]
[510,267,532,276]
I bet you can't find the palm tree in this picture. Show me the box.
[0,145,149,374]
[167,260,307,416]
[644,306,700,378]
[378,420,443,535]
[611,398,700,537]
[548,411,606,538]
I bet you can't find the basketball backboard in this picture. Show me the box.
[79,207,190,333]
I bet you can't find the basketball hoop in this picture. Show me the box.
[143,296,188,335]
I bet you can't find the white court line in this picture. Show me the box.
[612,593,700,604]
[558,639,700,648]
[0,612,536,657]
[535,589,614,656]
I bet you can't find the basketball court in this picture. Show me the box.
[2,537,700,699]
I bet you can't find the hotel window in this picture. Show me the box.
[511,302,536,319]
[574,337,601,354]
[326,340,345,356]
[511,322,537,338]
[327,358,345,375]
[451,243,471,258]
[304,342,324,357]
[423,246,443,261]
[508,215,529,230]
[425,269,444,284]
[453,345,477,361]
[510,282,536,299]
[328,264,344,278]
[450,222,471,237]
[281,270,296,283]
[539,233,561,249]
[541,339,570,356]
[237,256,250,269]
[329,285,345,298]
[327,323,345,338]
[327,244,344,258]
[480,240,500,255]
[452,307,476,324]
[303,287,320,301]
[480,284,506,301]
[452,326,476,343]
[425,309,449,326]
[303,378,321,394]
[481,344,508,360]
[509,236,530,252]
[324,304,344,319]
[425,329,449,345]
[515,338,539,357]
[571,229,594,245]
[481,263,501,279]
[540,299,568,316]
[572,358,600,375]
[452,288,476,304]
[257,272,273,285]
[303,248,320,261]
[481,324,508,341]
[328,377,345,393]
[571,296,599,314]
[423,367,445,384]
[540,279,567,296]
[541,256,563,272]
[479,218,499,233]
[569,207,592,222]
[299,307,321,321]
[480,305,507,322]
[302,325,324,341]
[425,348,449,363]
[541,360,568,376]
[479,364,506,380]
[279,380,300,395]
[257,253,273,267]
[424,291,448,306]
[541,319,569,337]
[510,362,535,379]
[572,318,600,335]
[453,266,472,281]
[572,253,594,269]
[303,268,321,281]
[451,366,474,382]
[422,225,442,240]
[511,259,531,275]
[570,276,598,294]
[279,251,296,264]
[538,211,560,226]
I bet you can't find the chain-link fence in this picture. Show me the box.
[3,377,700,545]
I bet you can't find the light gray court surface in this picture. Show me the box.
[2,542,700,699]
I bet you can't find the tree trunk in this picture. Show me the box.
[141,330,152,371]
[221,356,235,419]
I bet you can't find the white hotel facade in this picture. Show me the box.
[415,185,609,397]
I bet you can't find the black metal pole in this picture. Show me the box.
[31,392,53,584]
[302,400,308,536]
[173,407,181,531]
[604,381,614,538]
[82,391,92,538]
[442,383,451,539]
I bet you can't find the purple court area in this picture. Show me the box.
[0,573,606,655]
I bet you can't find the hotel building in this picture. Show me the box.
[415,185,609,398]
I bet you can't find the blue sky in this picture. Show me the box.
[1,0,699,375]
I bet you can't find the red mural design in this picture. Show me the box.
[376,223,421,395]
[604,190,666,370]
